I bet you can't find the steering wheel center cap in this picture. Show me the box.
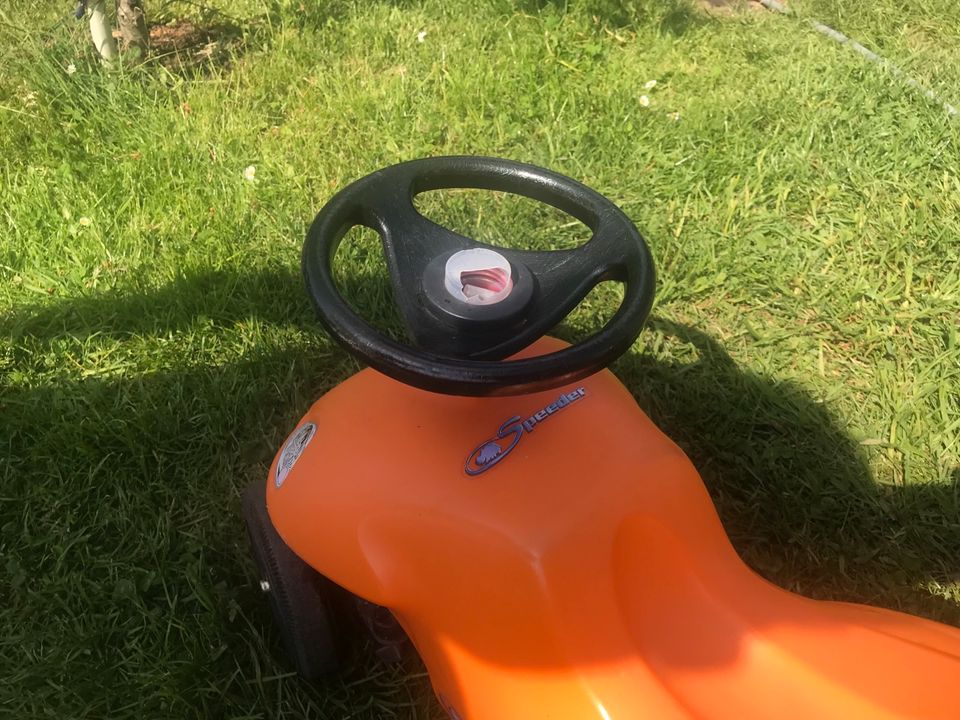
[444,249,514,305]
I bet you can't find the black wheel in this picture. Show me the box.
[242,480,344,680]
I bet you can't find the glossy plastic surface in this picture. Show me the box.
[266,339,960,719]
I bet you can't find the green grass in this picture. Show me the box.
[2,0,959,716]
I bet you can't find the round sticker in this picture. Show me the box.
[275,422,317,488]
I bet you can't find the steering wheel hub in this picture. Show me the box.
[444,249,514,306]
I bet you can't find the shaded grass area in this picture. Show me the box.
[2,0,959,717]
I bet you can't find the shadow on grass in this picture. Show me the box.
[145,0,298,75]
[148,16,247,74]
[0,353,435,718]
[617,318,960,625]
[3,270,958,714]
[0,267,433,717]
[6,271,959,626]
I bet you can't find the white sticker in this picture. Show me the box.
[275,422,317,488]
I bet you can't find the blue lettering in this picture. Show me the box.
[465,388,589,475]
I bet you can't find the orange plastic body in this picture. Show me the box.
[266,339,960,719]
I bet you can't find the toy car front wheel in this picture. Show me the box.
[242,480,344,680]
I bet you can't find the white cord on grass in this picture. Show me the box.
[757,0,957,117]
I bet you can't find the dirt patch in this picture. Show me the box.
[696,0,772,14]
[146,19,243,72]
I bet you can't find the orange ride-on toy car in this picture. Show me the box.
[243,157,960,719]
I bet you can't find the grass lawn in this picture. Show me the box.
[2,0,959,717]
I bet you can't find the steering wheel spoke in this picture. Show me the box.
[369,196,477,348]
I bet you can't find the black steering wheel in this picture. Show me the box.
[302,156,655,396]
